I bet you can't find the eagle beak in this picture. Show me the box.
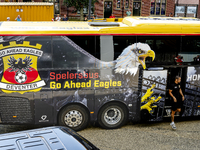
[138,50,155,69]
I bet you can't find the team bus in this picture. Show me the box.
[0,17,200,131]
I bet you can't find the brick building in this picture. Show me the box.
[60,0,176,18]
[0,0,199,19]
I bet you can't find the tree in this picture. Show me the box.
[63,0,98,21]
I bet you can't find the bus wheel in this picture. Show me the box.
[98,103,128,129]
[58,105,89,131]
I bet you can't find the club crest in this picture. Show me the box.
[0,41,46,94]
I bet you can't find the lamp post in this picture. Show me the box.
[122,0,124,17]
[88,0,92,19]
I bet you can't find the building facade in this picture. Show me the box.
[0,0,199,19]
[60,0,176,18]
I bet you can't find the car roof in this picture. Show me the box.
[0,126,99,150]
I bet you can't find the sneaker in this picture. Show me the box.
[170,123,177,130]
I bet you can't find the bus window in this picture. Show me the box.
[25,36,52,69]
[52,36,97,69]
[113,36,136,60]
[137,36,180,64]
[53,36,81,69]
[67,36,100,59]
[181,36,200,62]
[100,35,114,61]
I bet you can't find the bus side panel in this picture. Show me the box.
[140,70,167,122]
[34,91,53,124]
[0,94,34,124]
[182,66,200,117]
[52,89,94,122]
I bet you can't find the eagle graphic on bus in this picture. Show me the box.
[5,56,37,84]
[0,41,46,94]
[114,43,155,75]
[91,43,155,76]
[64,36,155,76]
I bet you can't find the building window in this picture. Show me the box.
[175,5,197,18]
[125,0,129,9]
[117,0,121,9]
[150,0,166,15]
[77,6,94,14]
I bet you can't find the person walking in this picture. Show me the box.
[169,76,184,130]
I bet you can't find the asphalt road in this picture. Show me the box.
[0,119,200,150]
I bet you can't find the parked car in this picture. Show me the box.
[0,126,99,150]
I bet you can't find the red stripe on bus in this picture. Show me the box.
[1,33,200,36]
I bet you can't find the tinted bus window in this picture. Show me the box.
[25,36,52,69]
[52,36,97,69]
[113,36,136,60]
[137,36,181,63]
[67,36,100,59]
[182,36,200,62]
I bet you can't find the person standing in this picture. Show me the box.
[62,14,68,21]
[109,13,115,18]
[169,76,184,130]
[15,15,22,21]
[83,15,88,21]
[126,9,132,16]
[7,17,10,21]
[55,14,61,21]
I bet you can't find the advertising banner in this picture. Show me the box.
[141,70,167,121]
[182,66,200,116]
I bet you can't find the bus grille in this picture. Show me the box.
[0,97,33,123]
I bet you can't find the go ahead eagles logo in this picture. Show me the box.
[0,41,46,94]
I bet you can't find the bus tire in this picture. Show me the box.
[98,103,128,129]
[58,105,89,131]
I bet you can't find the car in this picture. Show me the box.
[0,126,99,150]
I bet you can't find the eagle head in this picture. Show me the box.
[131,43,155,69]
[115,43,155,76]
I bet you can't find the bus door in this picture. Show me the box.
[140,69,168,122]
[163,67,187,118]
[183,66,200,117]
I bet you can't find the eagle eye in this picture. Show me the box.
[137,49,144,54]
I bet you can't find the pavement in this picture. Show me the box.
[78,119,200,150]
[0,118,200,150]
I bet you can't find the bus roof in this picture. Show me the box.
[1,16,200,36]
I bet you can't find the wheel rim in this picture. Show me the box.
[64,110,83,127]
[104,107,122,125]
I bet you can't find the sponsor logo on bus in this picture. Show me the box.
[0,41,45,94]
